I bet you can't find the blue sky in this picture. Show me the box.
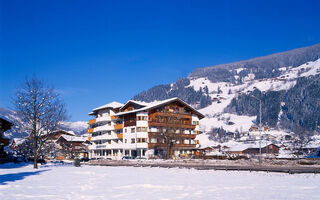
[1,0,320,121]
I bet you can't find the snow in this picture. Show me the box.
[12,138,27,146]
[59,135,87,142]
[116,97,204,118]
[92,101,124,112]
[235,67,245,74]
[58,121,88,135]
[0,163,319,200]
[187,58,320,148]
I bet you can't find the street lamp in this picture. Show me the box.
[250,95,262,165]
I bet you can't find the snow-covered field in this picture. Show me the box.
[0,163,319,200]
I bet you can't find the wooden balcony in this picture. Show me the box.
[88,119,96,125]
[148,121,195,129]
[173,144,196,148]
[152,111,192,119]
[114,124,123,130]
[124,121,136,127]
[111,115,118,120]
[148,143,166,148]
[88,128,94,133]
[147,143,196,149]
[148,132,196,139]
[0,138,9,146]
[117,134,123,139]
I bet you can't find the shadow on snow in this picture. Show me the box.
[0,169,50,185]
[0,162,32,169]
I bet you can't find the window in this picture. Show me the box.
[131,138,135,143]
[192,121,196,125]
[142,116,147,120]
[137,138,141,143]
[125,129,127,133]
[125,139,127,143]
[137,127,141,132]
[137,116,141,120]
[142,138,146,143]
[131,128,135,133]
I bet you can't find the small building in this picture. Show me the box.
[249,125,259,132]
[56,135,89,159]
[0,117,13,161]
[249,125,270,132]
[45,130,76,142]
[10,138,27,149]
[226,143,280,155]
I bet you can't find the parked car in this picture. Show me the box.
[122,156,135,160]
[80,157,90,162]
[305,147,320,158]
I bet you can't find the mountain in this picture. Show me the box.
[133,43,320,139]
[0,106,88,140]
[189,43,320,83]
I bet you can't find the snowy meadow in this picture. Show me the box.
[0,163,319,200]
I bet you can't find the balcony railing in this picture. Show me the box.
[124,120,136,127]
[114,124,123,130]
[147,143,196,149]
[111,115,118,120]
[88,128,94,133]
[152,111,192,119]
[148,121,196,129]
[148,132,196,139]
[88,119,96,125]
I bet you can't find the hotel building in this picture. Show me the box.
[87,97,204,159]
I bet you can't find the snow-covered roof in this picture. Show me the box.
[119,100,149,111]
[66,131,76,136]
[52,130,76,136]
[12,138,27,146]
[43,129,76,137]
[0,116,13,125]
[115,97,205,119]
[92,101,124,112]
[58,135,87,142]
[227,142,277,152]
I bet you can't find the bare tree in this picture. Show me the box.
[12,138,33,160]
[289,124,314,157]
[13,76,67,168]
[152,111,186,159]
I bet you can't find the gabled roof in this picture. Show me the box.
[52,130,76,136]
[0,117,13,131]
[119,100,148,111]
[89,101,124,115]
[11,138,27,146]
[57,135,87,143]
[93,101,124,111]
[228,142,279,152]
[115,97,205,119]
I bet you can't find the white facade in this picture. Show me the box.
[88,98,203,160]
